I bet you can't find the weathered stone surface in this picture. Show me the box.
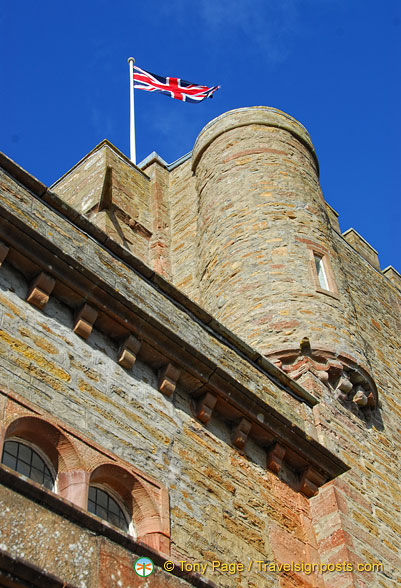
[0,104,400,588]
[168,158,199,301]
[342,228,380,270]
[0,261,324,587]
[382,265,401,290]
[0,484,98,587]
[190,109,367,369]
[51,142,152,265]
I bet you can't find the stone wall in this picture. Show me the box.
[0,159,346,587]
[52,142,152,264]
[307,232,401,587]
[1,103,400,588]
[162,107,401,587]
[168,158,200,302]
[0,244,322,588]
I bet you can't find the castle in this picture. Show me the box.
[0,107,400,588]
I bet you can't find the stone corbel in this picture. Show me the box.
[266,346,379,418]
[118,334,141,369]
[26,272,56,310]
[266,443,286,474]
[0,242,9,267]
[352,386,370,407]
[326,361,343,381]
[366,392,376,407]
[158,363,181,397]
[334,373,353,401]
[73,303,98,339]
[335,370,377,414]
[196,392,217,425]
[231,418,252,449]
[299,466,326,498]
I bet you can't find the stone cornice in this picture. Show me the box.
[0,155,349,493]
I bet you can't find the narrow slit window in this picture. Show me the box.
[314,254,329,290]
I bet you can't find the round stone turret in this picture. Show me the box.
[192,107,378,414]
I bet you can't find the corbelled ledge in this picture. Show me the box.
[0,151,348,496]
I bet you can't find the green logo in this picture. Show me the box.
[134,556,154,577]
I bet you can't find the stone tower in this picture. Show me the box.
[192,107,379,416]
[0,106,400,587]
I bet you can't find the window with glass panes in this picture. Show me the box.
[88,486,129,532]
[314,253,329,290]
[1,440,54,490]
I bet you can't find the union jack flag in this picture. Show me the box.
[133,65,220,103]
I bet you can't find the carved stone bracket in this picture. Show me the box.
[300,466,327,498]
[73,303,99,340]
[334,376,377,411]
[231,418,252,449]
[158,363,181,397]
[118,334,141,370]
[26,272,56,310]
[196,392,217,425]
[266,343,379,420]
[266,443,286,474]
[0,242,9,266]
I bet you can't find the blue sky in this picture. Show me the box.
[1,0,400,270]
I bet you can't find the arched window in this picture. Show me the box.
[1,439,55,490]
[88,485,130,532]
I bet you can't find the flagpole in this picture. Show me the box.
[128,57,136,165]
